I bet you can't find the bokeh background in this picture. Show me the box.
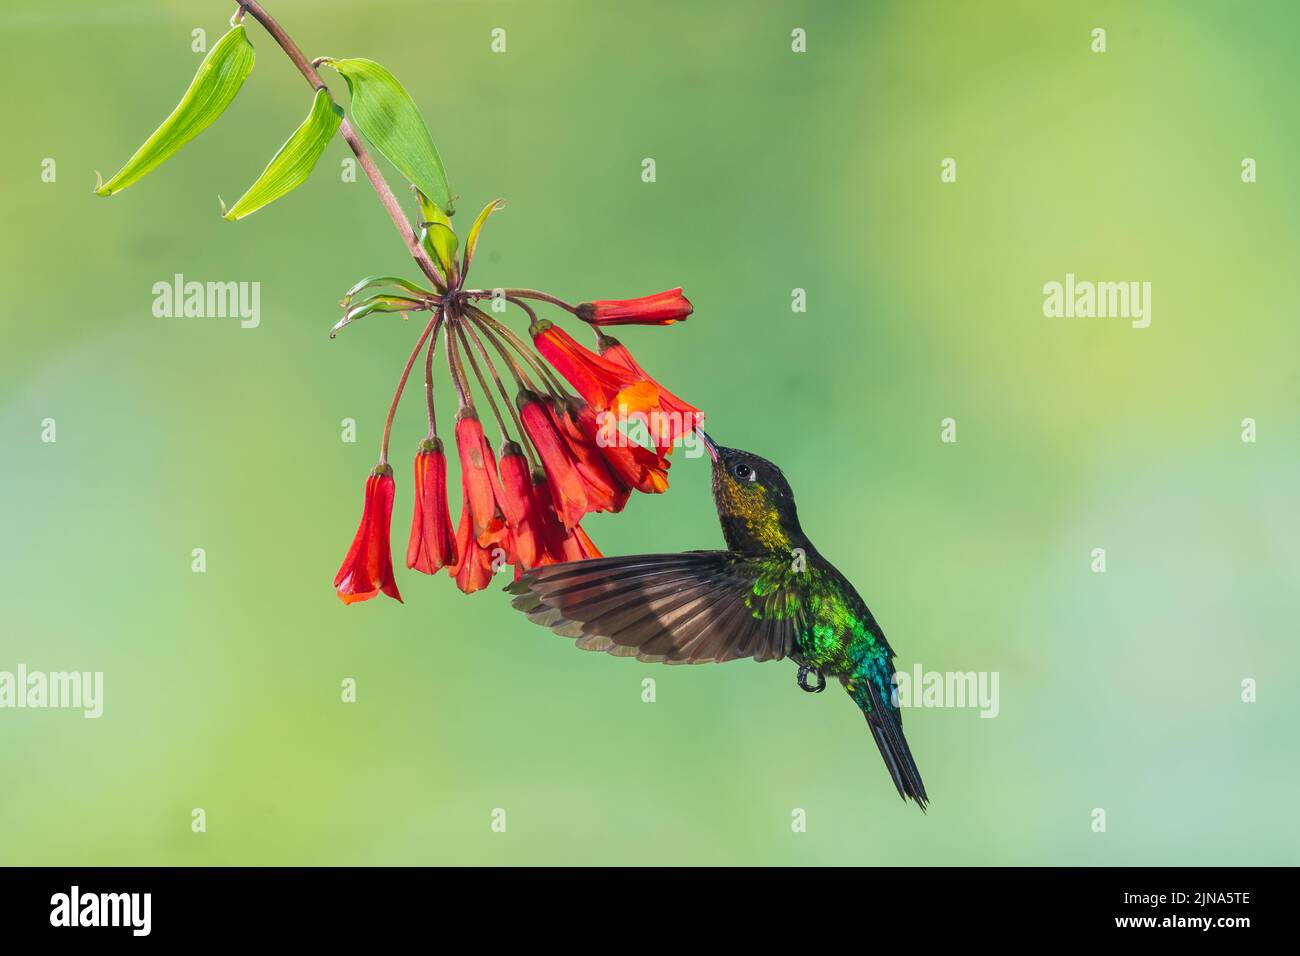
[2,0,1297,865]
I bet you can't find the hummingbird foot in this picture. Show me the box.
[797,666,826,694]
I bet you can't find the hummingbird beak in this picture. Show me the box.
[697,429,719,463]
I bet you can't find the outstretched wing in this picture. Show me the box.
[507,552,805,664]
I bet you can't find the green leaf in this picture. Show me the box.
[462,199,504,274]
[341,275,434,309]
[321,58,452,215]
[331,295,430,338]
[222,89,342,221]
[415,189,458,278]
[95,24,255,197]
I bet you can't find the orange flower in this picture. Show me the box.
[531,320,660,417]
[565,397,669,495]
[597,332,703,454]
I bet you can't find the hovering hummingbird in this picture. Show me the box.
[508,431,929,810]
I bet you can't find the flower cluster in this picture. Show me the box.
[332,200,701,603]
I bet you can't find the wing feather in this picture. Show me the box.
[508,552,799,665]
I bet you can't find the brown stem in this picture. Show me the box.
[423,309,442,438]
[505,298,572,398]
[445,317,472,410]
[462,319,538,470]
[379,312,440,465]
[234,1,447,290]
[465,311,530,391]
[455,322,513,445]
[466,288,581,315]
[467,305,568,400]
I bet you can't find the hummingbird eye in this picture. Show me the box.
[732,462,756,482]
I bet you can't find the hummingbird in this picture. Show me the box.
[508,431,929,810]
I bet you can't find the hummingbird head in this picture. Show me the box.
[697,431,803,552]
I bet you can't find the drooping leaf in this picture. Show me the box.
[341,275,434,309]
[95,24,255,197]
[416,189,458,278]
[321,58,452,215]
[330,295,430,338]
[222,89,342,221]
[462,199,504,274]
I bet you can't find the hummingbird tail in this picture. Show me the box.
[860,678,929,812]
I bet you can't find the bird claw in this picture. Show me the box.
[797,666,826,694]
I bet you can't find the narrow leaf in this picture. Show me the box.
[95,24,255,197]
[331,295,428,338]
[322,58,452,214]
[341,275,434,309]
[462,199,504,275]
[223,89,342,221]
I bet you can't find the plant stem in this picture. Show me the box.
[234,1,447,290]
[467,305,568,400]
[445,318,472,410]
[455,322,513,444]
[462,319,538,470]
[504,297,572,397]
[464,288,581,315]
[423,309,442,439]
[466,312,531,391]
[379,312,440,465]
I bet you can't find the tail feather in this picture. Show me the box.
[863,678,929,812]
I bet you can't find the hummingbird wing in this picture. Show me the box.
[507,552,805,664]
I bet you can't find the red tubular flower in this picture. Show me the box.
[449,501,497,594]
[448,455,514,595]
[608,445,670,494]
[497,443,546,570]
[516,389,589,530]
[533,320,696,455]
[407,438,457,574]
[577,288,693,326]
[528,472,564,566]
[596,333,703,454]
[588,402,672,494]
[532,320,702,458]
[558,523,602,562]
[548,396,630,515]
[494,441,531,527]
[334,464,403,605]
[532,320,660,417]
[532,472,603,564]
[454,410,508,546]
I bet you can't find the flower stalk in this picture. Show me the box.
[101,1,707,604]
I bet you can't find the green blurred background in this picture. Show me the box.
[2,0,1297,865]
